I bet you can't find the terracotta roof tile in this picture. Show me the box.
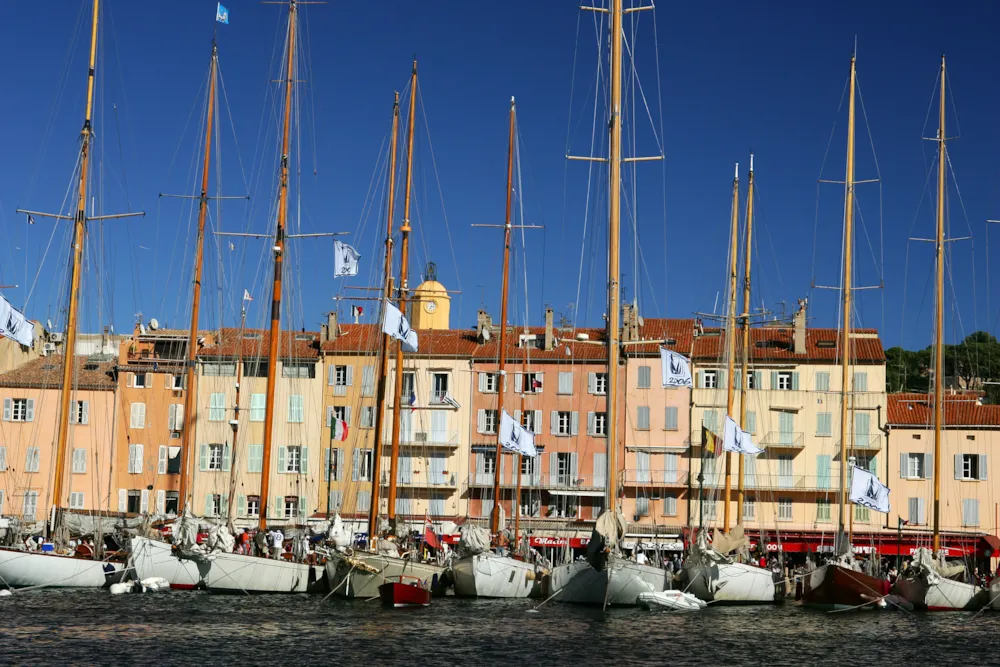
[692,327,884,363]
[0,355,116,391]
[887,393,1000,427]
[197,329,320,360]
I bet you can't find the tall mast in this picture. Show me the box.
[258,0,297,531]
[605,0,624,514]
[722,163,739,532]
[178,42,219,513]
[514,341,526,548]
[368,92,400,543]
[737,154,755,523]
[490,97,517,536]
[932,55,946,554]
[836,55,857,538]
[51,0,101,515]
[387,61,418,527]
[226,302,248,530]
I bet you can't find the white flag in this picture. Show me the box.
[849,466,891,514]
[333,240,361,277]
[243,289,253,302]
[499,410,537,457]
[382,301,418,353]
[722,415,763,455]
[0,294,33,347]
[661,348,693,388]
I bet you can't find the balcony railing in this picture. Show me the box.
[760,431,805,449]
[383,430,462,448]
[467,473,606,491]
[623,469,689,487]
[382,472,458,488]
[850,434,883,451]
[697,474,846,492]
[430,390,449,404]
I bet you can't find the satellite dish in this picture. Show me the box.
[139,324,147,335]
[46,319,53,331]
[149,318,159,331]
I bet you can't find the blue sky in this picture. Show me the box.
[2,1,1000,351]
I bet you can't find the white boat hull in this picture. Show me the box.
[637,590,706,611]
[0,548,126,589]
[548,558,670,606]
[682,561,780,604]
[894,572,987,611]
[451,553,536,598]
[326,552,446,599]
[129,537,202,589]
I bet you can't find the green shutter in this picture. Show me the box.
[300,447,309,474]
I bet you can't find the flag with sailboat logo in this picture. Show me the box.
[333,240,361,277]
[0,294,33,347]
[382,301,418,352]
[498,409,537,457]
[660,347,693,388]
[722,414,763,455]
[849,466,891,513]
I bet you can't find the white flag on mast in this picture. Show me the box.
[849,466,891,514]
[722,415,763,455]
[0,294,33,347]
[498,410,537,457]
[660,347,693,388]
[382,301,418,353]
[333,240,361,277]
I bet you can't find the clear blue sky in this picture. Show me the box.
[2,0,1000,351]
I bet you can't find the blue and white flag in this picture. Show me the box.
[0,294,33,347]
[661,347,693,388]
[216,3,230,24]
[499,410,537,457]
[382,301,418,353]
[333,240,361,277]
[722,415,763,456]
[850,466,891,514]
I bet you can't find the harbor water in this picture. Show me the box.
[1,589,996,665]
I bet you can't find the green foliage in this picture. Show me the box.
[887,331,1000,401]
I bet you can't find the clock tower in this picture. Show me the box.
[410,261,450,330]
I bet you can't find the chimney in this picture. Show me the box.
[793,298,807,354]
[476,310,493,343]
[622,302,639,342]
[323,312,338,342]
[544,307,555,351]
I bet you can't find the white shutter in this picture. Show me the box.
[514,373,523,393]
[571,412,579,436]
[588,373,597,394]
[955,454,963,480]
[979,454,988,480]
[900,453,907,479]
[158,446,168,474]
[176,404,184,430]
[81,401,89,425]
[327,365,336,386]
[140,490,150,514]
[135,444,144,473]
[2,398,10,421]
[344,406,352,427]
[587,412,596,436]
[156,490,166,514]
[550,411,558,435]
[118,489,127,512]
[918,497,927,525]
[345,365,354,386]
[478,373,487,393]
[168,404,177,431]
[477,409,486,434]
[924,453,933,480]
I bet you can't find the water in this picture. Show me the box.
[0,590,995,665]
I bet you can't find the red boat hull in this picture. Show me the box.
[379,581,431,608]
[802,563,889,610]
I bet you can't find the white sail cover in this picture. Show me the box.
[722,415,763,455]
[849,466,891,514]
[660,347,693,388]
[498,410,537,457]
[0,294,33,347]
[458,524,490,555]
[171,510,201,551]
[586,510,627,571]
[382,301,418,353]
[333,240,361,277]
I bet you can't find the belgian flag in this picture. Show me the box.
[703,425,722,457]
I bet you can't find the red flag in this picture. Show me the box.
[423,512,440,549]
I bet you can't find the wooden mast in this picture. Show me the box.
[736,154,754,523]
[605,0,624,515]
[514,349,526,548]
[226,302,248,530]
[490,97,517,537]
[368,92,401,543]
[722,163,740,532]
[387,61,418,527]
[836,55,857,541]
[51,0,101,516]
[258,0,297,531]
[932,55,946,554]
[178,41,219,513]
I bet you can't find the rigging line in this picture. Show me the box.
[216,62,252,195]
[620,21,664,155]
[111,100,140,316]
[810,73,849,291]
[944,149,979,337]
[649,1,667,318]
[302,4,319,178]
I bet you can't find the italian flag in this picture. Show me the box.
[331,418,348,441]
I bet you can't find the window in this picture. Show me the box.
[635,496,650,517]
[908,497,927,525]
[329,405,350,426]
[130,402,146,429]
[554,495,578,519]
[203,362,236,377]
[776,372,792,391]
[816,499,832,522]
[663,494,678,517]
[476,409,499,435]
[360,365,375,397]
[429,492,446,517]
[815,372,830,392]
[285,446,303,473]
[324,448,343,482]
[745,371,756,390]
[588,372,607,395]
[22,491,38,519]
[250,394,266,422]
[361,406,376,428]
[743,497,755,521]
[703,500,717,521]
[167,404,185,431]
[853,371,868,392]
[24,447,40,473]
[963,498,980,527]
[244,360,268,378]
[208,444,225,471]
[554,411,574,436]
[353,448,373,481]
[247,444,264,473]
[778,498,793,521]
[637,366,651,389]
[519,410,541,433]
[283,362,315,379]
[401,372,415,400]
[207,494,222,517]
[68,492,84,510]
[904,453,927,479]
[854,504,870,523]
[431,373,449,403]
[201,444,229,472]
[133,373,148,388]
[479,372,499,394]
[636,406,650,431]
[356,490,372,513]
[127,490,141,514]
[330,365,351,395]
[664,406,678,431]
[209,393,226,421]
[554,452,577,486]
[816,412,832,437]
[957,454,987,481]
[165,491,179,515]
[702,370,718,389]
[284,496,299,519]
[4,398,34,423]
[171,374,184,390]
[288,394,304,423]
[521,455,538,479]
[70,400,89,425]
[589,411,607,437]
[558,372,574,395]
[72,448,86,474]
[523,372,542,394]
[246,495,261,518]
[476,451,498,485]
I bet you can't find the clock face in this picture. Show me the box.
[424,300,437,314]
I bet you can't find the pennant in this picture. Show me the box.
[0,295,33,347]
[702,425,722,458]
[661,348,693,388]
[330,418,348,442]
[216,3,230,24]
[498,409,537,457]
[243,289,253,302]
[382,301,418,352]
[849,466,891,514]
[351,305,363,319]
[26,215,35,225]
[424,512,441,549]
[333,240,361,277]
[441,393,461,409]
[722,415,764,455]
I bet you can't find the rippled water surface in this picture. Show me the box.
[0,589,995,665]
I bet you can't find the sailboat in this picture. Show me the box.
[132,0,327,593]
[547,0,674,607]
[681,158,781,605]
[325,63,446,600]
[890,56,988,612]
[0,0,135,589]
[451,98,538,599]
[801,53,891,610]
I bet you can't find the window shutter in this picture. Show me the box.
[477,409,486,434]
[571,412,579,436]
[118,489,127,512]
[278,447,287,474]
[695,370,703,389]
[81,401,89,425]
[168,404,176,430]
[140,490,150,514]
[900,453,907,478]
[199,444,208,472]
[135,444,144,473]
[918,497,927,525]
[594,453,607,487]
[718,370,726,389]
[1,398,9,421]
[345,365,354,386]
[274,496,283,519]
[955,454,963,480]
[550,411,558,435]
[549,453,558,484]
[324,448,331,481]
[924,454,932,480]
[587,412,595,436]
[791,373,800,390]
[533,410,542,434]
[478,373,486,393]
[665,406,678,430]
[570,452,578,479]
[734,372,741,390]
[222,444,232,472]
[127,373,134,388]
[352,449,361,481]
[0,447,6,471]
[979,454,988,480]
[514,373,523,393]
[746,410,756,434]
[301,447,309,474]
[25,399,34,422]
[158,446,167,474]
[588,373,597,394]
[144,373,152,388]
[513,409,521,427]
[753,371,762,389]
[344,407,352,427]
[770,371,778,389]
[326,406,334,427]
[327,365,336,385]
[156,490,166,514]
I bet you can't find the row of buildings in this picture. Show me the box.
[0,276,997,559]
